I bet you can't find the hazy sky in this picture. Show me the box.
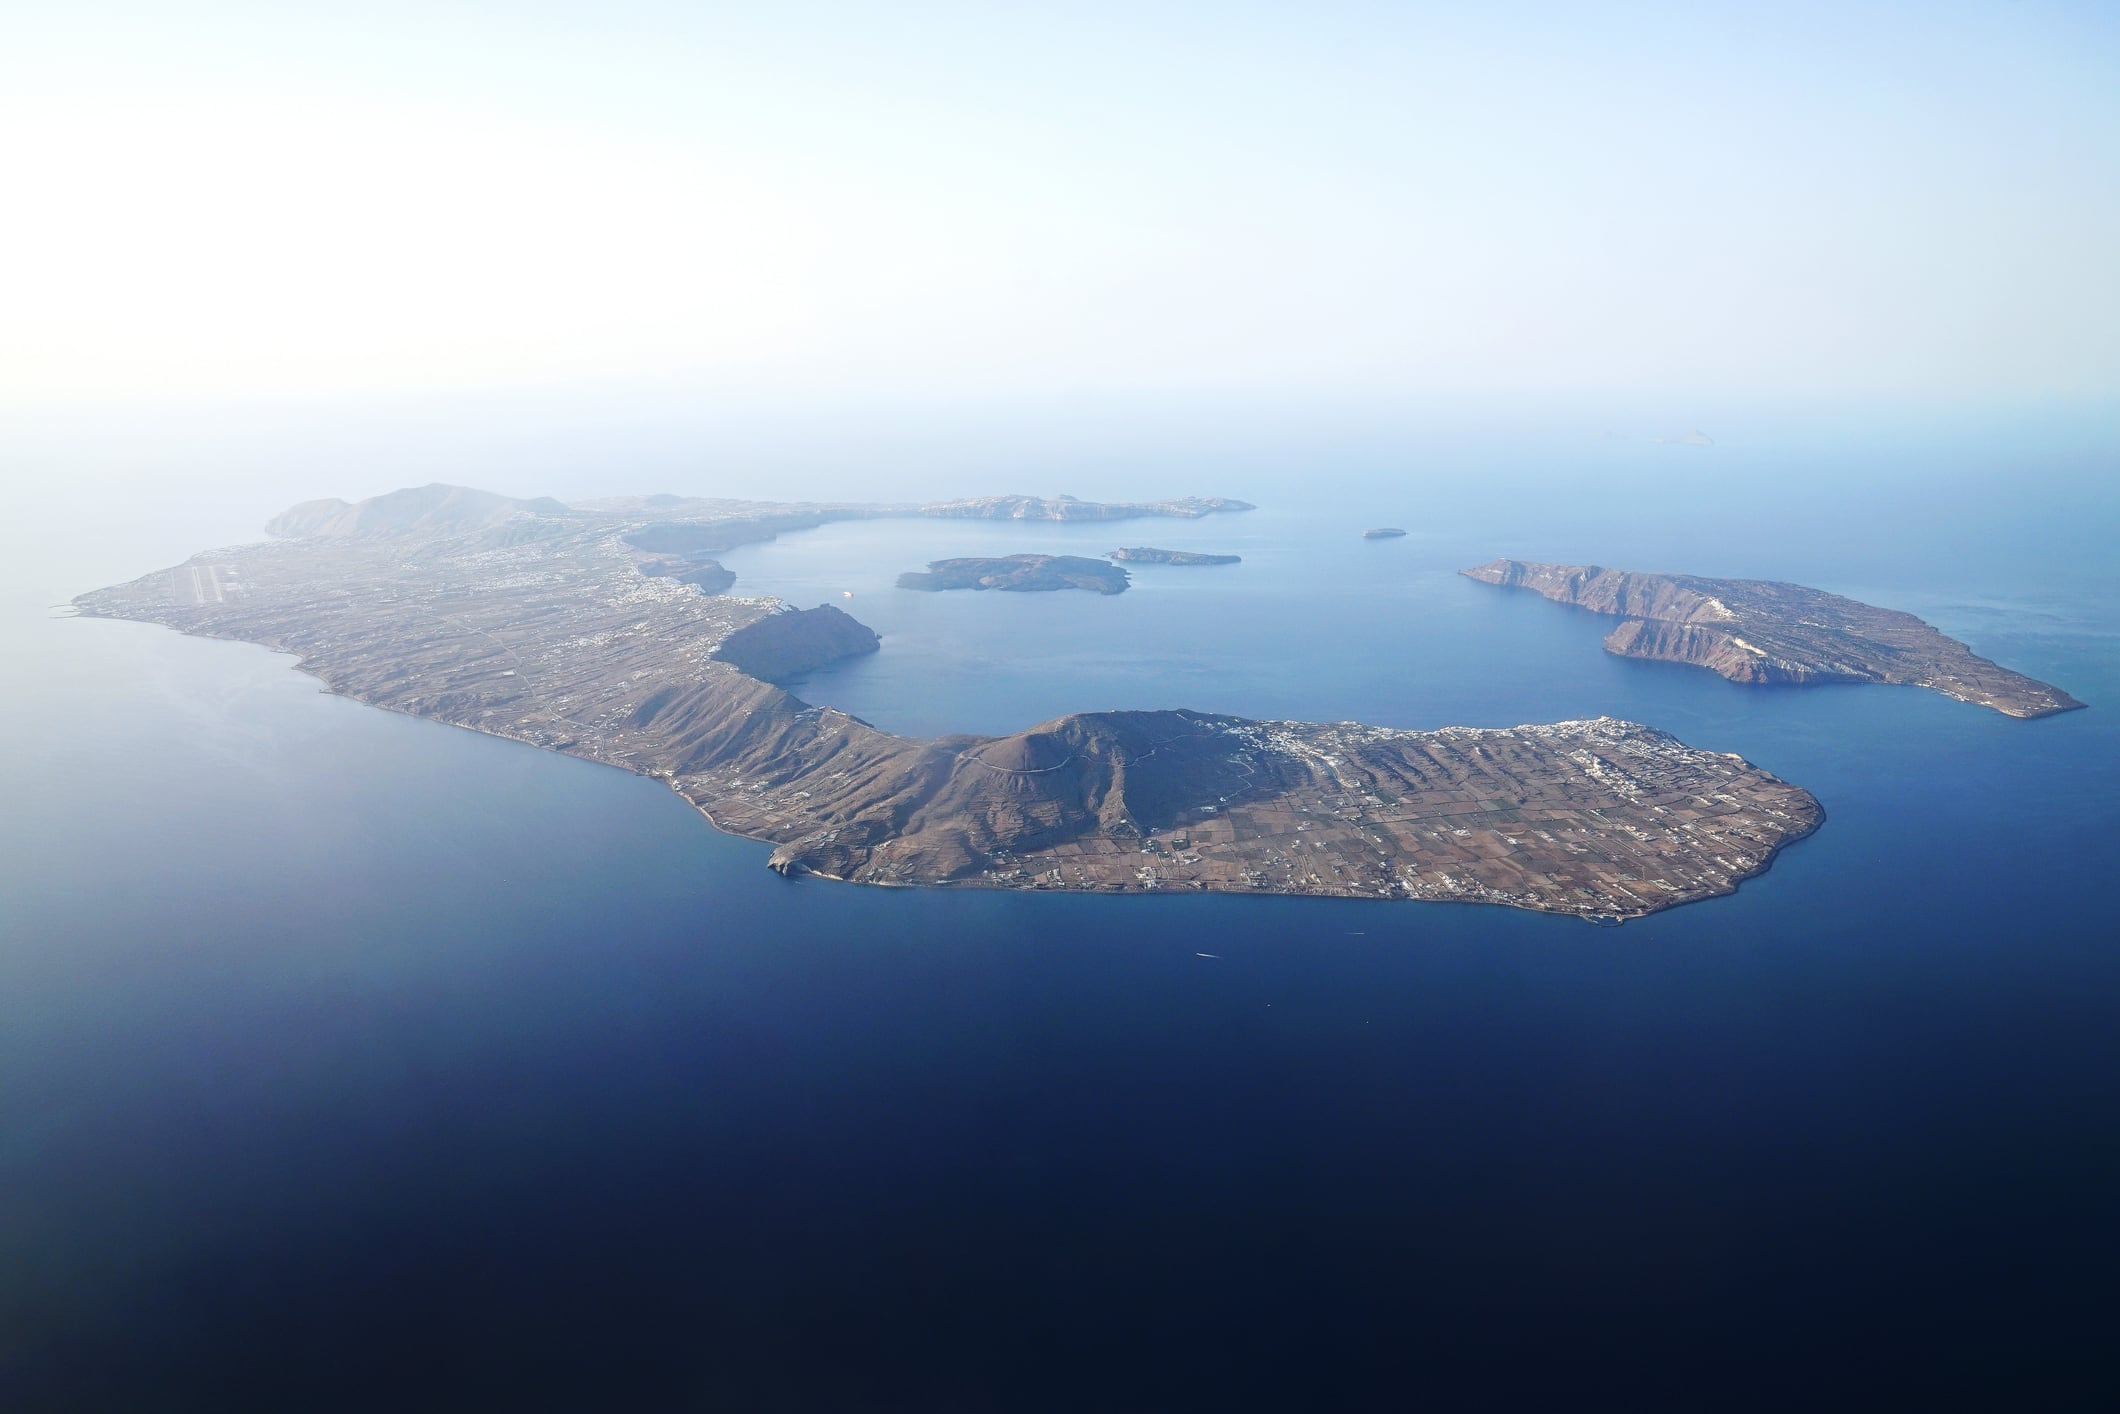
[3,1,2116,411]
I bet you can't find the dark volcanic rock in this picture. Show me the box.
[708,605,881,683]
[897,555,1130,594]
[638,558,737,593]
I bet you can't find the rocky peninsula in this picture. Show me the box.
[73,485,1825,921]
[1463,559,2083,718]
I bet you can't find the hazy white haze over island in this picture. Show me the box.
[3,1,2116,419]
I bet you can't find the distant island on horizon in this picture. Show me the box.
[1108,547,1241,566]
[72,483,1825,922]
[898,554,1131,595]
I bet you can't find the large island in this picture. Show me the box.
[1462,559,2083,718]
[74,486,1824,921]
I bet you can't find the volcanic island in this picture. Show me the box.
[74,485,1824,922]
[1462,559,2083,719]
[1108,547,1241,566]
[898,554,1131,594]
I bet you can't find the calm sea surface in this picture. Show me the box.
[2,421,2117,1408]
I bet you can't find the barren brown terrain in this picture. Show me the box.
[1463,559,2083,718]
[75,486,1823,921]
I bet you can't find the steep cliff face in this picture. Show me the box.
[1601,619,1826,685]
[1464,558,2083,717]
[722,708,1282,883]
[613,680,1187,883]
[868,710,1296,873]
[1468,560,1734,625]
[708,605,881,683]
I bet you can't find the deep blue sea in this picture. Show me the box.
[3,407,2117,1409]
